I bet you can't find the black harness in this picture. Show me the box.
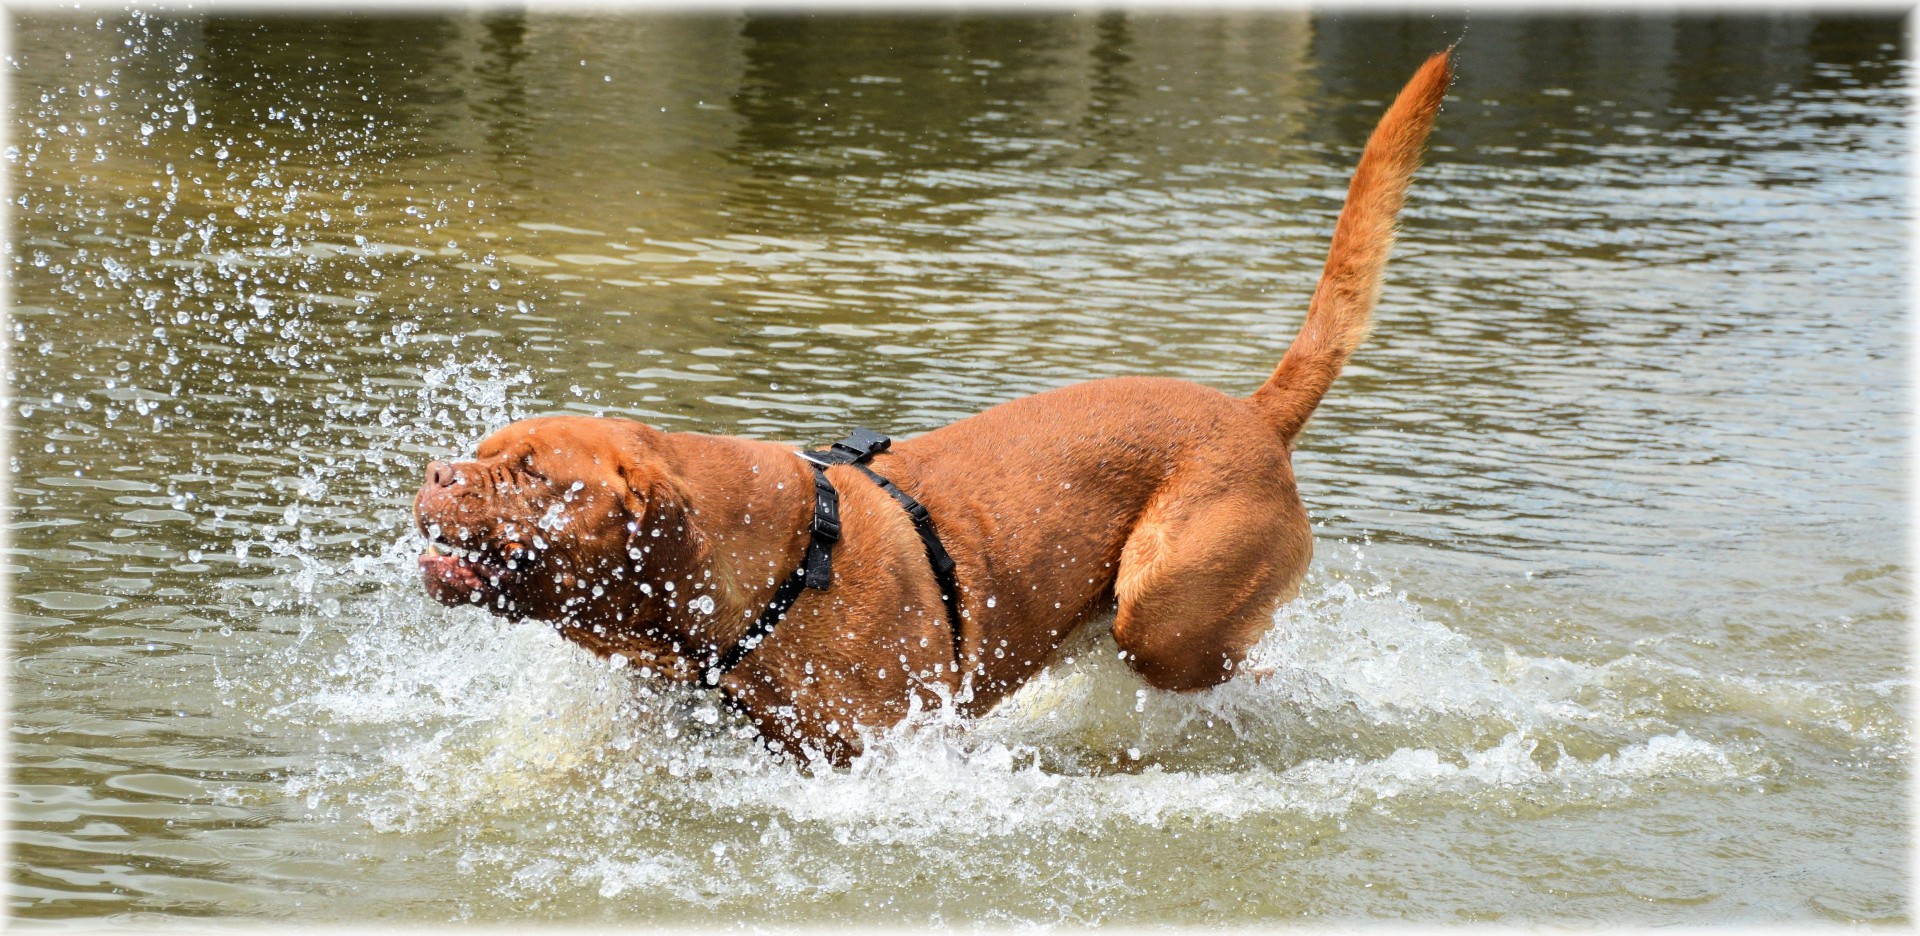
[706,429,965,683]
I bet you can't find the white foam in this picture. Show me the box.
[270,554,1794,851]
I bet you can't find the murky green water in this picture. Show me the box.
[7,10,1909,926]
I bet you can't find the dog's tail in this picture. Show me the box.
[1248,49,1453,444]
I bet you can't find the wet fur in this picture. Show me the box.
[413,51,1454,766]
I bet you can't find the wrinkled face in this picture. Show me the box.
[412,416,649,623]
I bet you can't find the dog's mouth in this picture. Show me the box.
[417,536,525,611]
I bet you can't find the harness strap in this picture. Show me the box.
[811,431,965,671]
[707,462,838,682]
[846,461,966,665]
[708,428,967,683]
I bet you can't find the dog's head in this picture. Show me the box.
[412,416,710,647]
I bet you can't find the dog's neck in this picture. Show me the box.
[650,431,818,673]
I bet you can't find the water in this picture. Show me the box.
[7,10,1908,925]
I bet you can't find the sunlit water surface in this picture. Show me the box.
[7,11,1909,925]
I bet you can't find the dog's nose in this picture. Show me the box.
[426,460,459,489]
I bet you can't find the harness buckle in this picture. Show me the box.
[802,428,892,467]
[834,428,891,461]
[812,512,842,543]
[809,469,841,543]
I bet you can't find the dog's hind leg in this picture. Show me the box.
[1109,470,1312,691]
[1112,51,1453,691]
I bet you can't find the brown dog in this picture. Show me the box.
[415,51,1452,765]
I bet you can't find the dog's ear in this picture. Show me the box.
[614,460,710,577]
